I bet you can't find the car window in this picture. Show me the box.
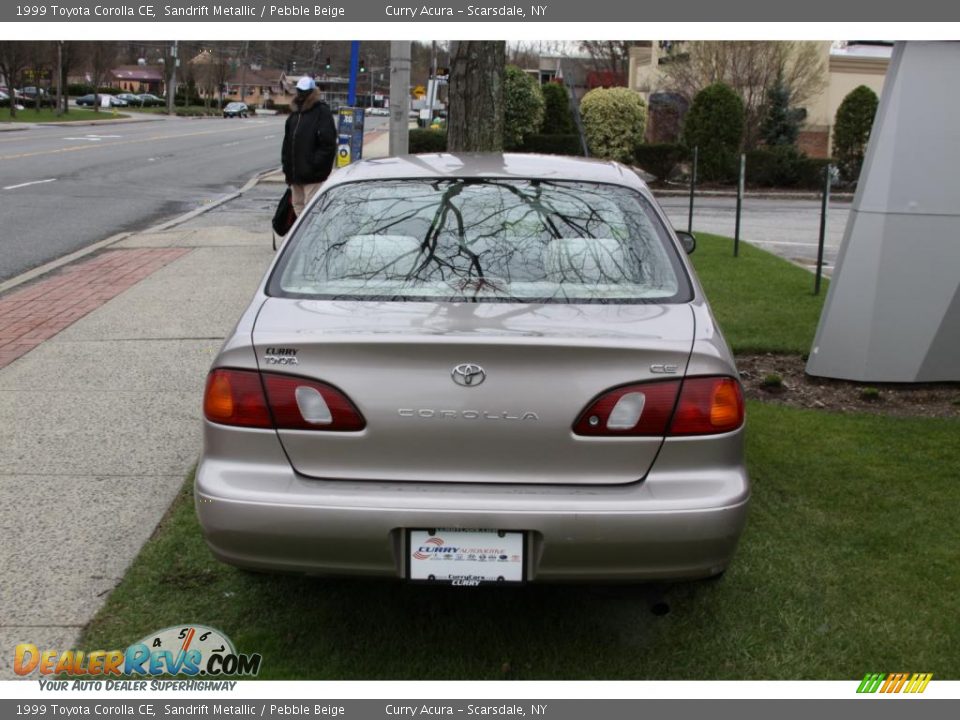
[269,179,691,304]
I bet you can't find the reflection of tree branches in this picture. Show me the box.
[287,179,677,302]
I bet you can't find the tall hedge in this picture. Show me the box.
[540,82,575,135]
[579,87,647,164]
[682,83,745,182]
[833,85,879,185]
[503,65,545,149]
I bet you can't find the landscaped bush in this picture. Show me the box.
[503,65,545,149]
[682,82,744,183]
[515,133,584,156]
[633,143,687,181]
[174,91,204,106]
[540,82,575,135]
[745,147,832,189]
[174,107,220,117]
[833,85,879,185]
[579,87,646,163]
[66,84,118,96]
[409,128,447,154]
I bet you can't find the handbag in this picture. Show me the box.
[271,188,296,249]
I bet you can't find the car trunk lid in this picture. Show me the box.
[252,299,694,485]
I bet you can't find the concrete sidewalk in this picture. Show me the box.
[0,130,390,679]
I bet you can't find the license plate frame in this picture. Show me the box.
[405,528,526,586]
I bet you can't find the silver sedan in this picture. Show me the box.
[196,153,749,584]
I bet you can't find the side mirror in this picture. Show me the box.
[676,231,697,255]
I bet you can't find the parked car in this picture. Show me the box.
[0,90,9,108]
[365,106,389,116]
[76,94,128,108]
[16,87,55,107]
[136,93,165,107]
[197,153,749,584]
[116,93,143,106]
[222,102,250,118]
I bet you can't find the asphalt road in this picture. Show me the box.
[1,116,843,283]
[658,194,850,273]
[0,114,292,282]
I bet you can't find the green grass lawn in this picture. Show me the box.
[1,107,129,123]
[690,232,827,354]
[79,232,960,679]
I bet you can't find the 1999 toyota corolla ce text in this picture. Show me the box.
[196,154,749,584]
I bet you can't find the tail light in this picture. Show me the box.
[203,369,365,431]
[261,374,366,431]
[669,377,744,435]
[573,376,744,437]
[204,369,272,428]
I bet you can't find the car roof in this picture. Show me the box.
[325,153,649,192]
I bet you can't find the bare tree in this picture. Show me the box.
[198,43,232,109]
[56,41,88,114]
[0,41,30,119]
[447,41,505,152]
[661,41,826,149]
[24,41,54,113]
[78,41,119,113]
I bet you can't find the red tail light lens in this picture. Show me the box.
[573,376,744,437]
[262,374,366,432]
[574,380,681,436]
[669,376,745,435]
[204,369,366,431]
[203,369,272,428]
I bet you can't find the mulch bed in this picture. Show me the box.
[737,353,960,419]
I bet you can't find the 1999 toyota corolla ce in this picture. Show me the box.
[197,154,749,584]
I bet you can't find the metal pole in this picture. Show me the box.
[239,40,249,107]
[388,41,411,157]
[166,40,178,116]
[815,163,831,295]
[56,41,63,116]
[734,153,745,257]
[687,146,698,234]
[428,40,437,124]
[348,41,360,107]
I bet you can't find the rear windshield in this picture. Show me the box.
[268,178,691,304]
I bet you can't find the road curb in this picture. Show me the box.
[41,116,166,127]
[0,167,276,297]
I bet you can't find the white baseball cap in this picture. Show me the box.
[295,76,316,91]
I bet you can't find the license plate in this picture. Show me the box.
[407,528,525,585]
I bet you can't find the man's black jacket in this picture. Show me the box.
[282,89,337,185]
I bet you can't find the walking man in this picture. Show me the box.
[282,76,337,216]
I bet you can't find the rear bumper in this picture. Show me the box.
[195,428,750,582]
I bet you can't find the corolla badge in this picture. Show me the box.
[451,363,486,387]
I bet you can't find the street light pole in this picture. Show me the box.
[389,41,411,156]
[166,40,178,116]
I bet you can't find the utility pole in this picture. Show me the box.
[428,40,437,123]
[56,41,63,117]
[389,41,411,156]
[239,40,249,105]
[166,40,178,115]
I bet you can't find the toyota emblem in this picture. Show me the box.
[451,363,486,387]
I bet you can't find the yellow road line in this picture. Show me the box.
[0,124,275,161]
